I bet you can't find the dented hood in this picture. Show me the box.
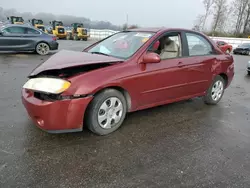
[30,50,123,76]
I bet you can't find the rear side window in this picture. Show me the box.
[3,26,26,34]
[26,28,40,34]
[185,32,213,56]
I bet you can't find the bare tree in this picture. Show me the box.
[243,2,250,34]
[212,0,228,32]
[192,15,205,31]
[202,0,215,30]
[232,0,249,34]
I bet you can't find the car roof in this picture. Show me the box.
[2,24,32,28]
[127,27,205,34]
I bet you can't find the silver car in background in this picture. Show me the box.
[0,24,59,55]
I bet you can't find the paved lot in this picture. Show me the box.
[0,40,250,188]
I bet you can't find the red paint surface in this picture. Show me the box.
[216,40,233,53]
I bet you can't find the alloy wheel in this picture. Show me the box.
[98,97,123,129]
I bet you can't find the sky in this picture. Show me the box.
[0,0,205,28]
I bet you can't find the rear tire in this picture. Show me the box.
[35,42,50,55]
[86,89,127,136]
[204,75,225,105]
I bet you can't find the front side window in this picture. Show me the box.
[88,31,154,59]
[2,26,25,34]
[186,32,213,56]
[148,32,182,59]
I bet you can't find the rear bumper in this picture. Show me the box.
[22,89,93,133]
[49,41,59,50]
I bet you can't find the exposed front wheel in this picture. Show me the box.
[204,75,225,105]
[86,89,127,135]
[36,42,50,55]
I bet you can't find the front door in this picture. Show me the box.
[134,31,190,108]
[0,26,27,51]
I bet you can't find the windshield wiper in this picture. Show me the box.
[91,52,110,56]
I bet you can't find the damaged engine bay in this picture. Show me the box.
[29,62,115,79]
[28,62,119,102]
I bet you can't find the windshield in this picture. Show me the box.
[34,20,43,25]
[55,21,63,26]
[87,31,154,59]
[13,17,23,22]
[239,43,250,48]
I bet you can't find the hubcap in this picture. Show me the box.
[98,97,123,129]
[37,43,49,55]
[211,80,223,101]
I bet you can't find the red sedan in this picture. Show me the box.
[215,40,233,54]
[22,28,234,135]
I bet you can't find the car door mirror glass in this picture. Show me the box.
[142,52,161,64]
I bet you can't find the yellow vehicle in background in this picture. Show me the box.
[66,23,90,41]
[7,16,24,24]
[29,19,48,33]
[49,20,67,39]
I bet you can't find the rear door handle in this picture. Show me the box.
[178,62,185,68]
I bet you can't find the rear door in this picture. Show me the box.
[182,32,217,96]
[0,26,27,51]
[22,27,42,49]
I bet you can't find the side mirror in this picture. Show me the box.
[141,52,161,64]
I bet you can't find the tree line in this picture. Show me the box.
[193,0,250,38]
[0,7,123,30]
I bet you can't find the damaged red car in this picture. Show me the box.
[22,28,234,135]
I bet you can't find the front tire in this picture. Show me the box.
[86,89,127,135]
[204,75,225,105]
[35,42,50,55]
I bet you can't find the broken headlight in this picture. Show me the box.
[23,77,71,94]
